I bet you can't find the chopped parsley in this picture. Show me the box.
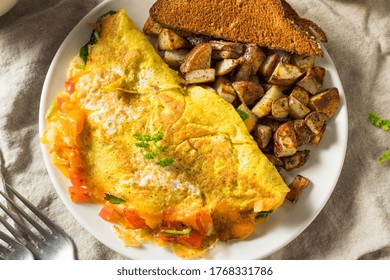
[134,132,173,167]
[369,112,390,162]
[369,112,390,132]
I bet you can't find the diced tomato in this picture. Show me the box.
[195,210,213,235]
[64,78,75,95]
[123,209,148,229]
[178,229,203,249]
[99,203,122,223]
[68,185,90,203]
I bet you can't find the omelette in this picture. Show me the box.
[43,10,289,258]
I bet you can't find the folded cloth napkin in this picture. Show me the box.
[0,0,389,260]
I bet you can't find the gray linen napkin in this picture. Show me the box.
[0,0,389,260]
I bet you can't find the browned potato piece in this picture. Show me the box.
[232,59,252,81]
[214,76,236,103]
[308,87,340,119]
[286,175,310,203]
[257,116,284,132]
[243,43,266,75]
[211,50,241,60]
[252,85,284,118]
[305,111,328,135]
[293,119,314,146]
[258,53,279,79]
[310,125,326,146]
[282,150,310,171]
[143,17,163,36]
[253,124,273,149]
[232,80,264,106]
[186,35,210,46]
[180,43,212,73]
[274,121,298,157]
[209,40,244,54]
[185,68,215,84]
[264,154,283,168]
[290,86,310,106]
[158,28,189,50]
[163,49,190,69]
[289,95,311,119]
[272,96,290,119]
[273,50,292,63]
[214,59,240,76]
[296,66,325,95]
[291,54,315,69]
[268,62,305,86]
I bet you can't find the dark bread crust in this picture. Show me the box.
[150,0,327,56]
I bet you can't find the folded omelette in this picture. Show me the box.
[43,10,289,258]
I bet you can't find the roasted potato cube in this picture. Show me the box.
[258,53,279,79]
[253,124,273,149]
[163,49,190,69]
[185,68,215,84]
[290,86,310,106]
[158,28,189,50]
[264,154,284,168]
[293,119,314,146]
[291,54,315,69]
[180,43,212,73]
[308,87,340,119]
[211,50,242,60]
[310,125,326,146]
[286,175,310,203]
[186,35,210,46]
[273,49,292,63]
[209,40,244,54]
[213,76,236,103]
[237,103,258,132]
[305,111,328,135]
[296,66,326,95]
[258,116,283,132]
[215,59,240,76]
[251,85,284,118]
[232,59,252,81]
[282,150,310,171]
[232,80,264,106]
[243,43,266,75]
[143,17,163,36]
[272,96,290,119]
[289,95,311,119]
[268,62,305,86]
[274,121,298,157]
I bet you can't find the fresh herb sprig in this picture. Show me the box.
[369,112,390,162]
[134,132,173,167]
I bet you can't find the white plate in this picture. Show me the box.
[39,0,348,260]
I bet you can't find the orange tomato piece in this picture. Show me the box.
[99,204,122,223]
[123,209,148,229]
[64,78,75,95]
[68,185,90,203]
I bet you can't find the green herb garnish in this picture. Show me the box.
[79,11,117,64]
[378,150,390,163]
[134,132,174,167]
[104,193,125,204]
[236,108,249,120]
[369,112,390,162]
[161,228,192,235]
[369,112,390,132]
[256,210,273,219]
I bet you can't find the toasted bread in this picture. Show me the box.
[149,0,327,56]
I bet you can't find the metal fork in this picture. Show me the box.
[0,183,76,260]
[0,229,34,260]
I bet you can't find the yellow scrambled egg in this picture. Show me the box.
[43,9,289,258]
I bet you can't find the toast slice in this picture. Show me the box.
[149,0,327,56]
